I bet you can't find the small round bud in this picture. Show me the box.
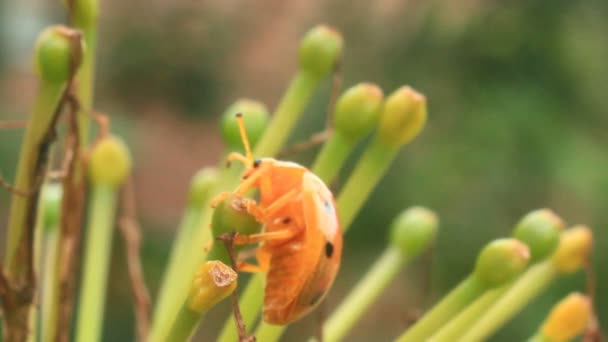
[474,239,530,288]
[221,99,269,151]
[188,168,218,208]
[35,25,82,84]
[513,209,564,263]
[298,25,343,78]
[88,135,132,187]
[541,293,591,342]
[389,207,438,257]
[188,261,237,313]
[334,83,384,142]
[211,194,262,238]
[378,86,427,148]
[552,226,593,274]
[41,182,63,230]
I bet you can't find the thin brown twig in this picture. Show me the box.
[218,232,256,342]
[0,175,33,197]
[118,176,151,342]
[0,121,27,129]
[584,258,603,342]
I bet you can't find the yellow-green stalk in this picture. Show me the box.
[3,26,82,342]
[529,293,591,342]
[66,0,98,144]
[428,209,564,342]
[165,261,237,342]
[323,207,438,342]
[174,26,343,342]
[37,183,63,342]
[245,85,428,342]
[396,239,530,342]
[460,226,593,342]
[337,86,426,228]
[75,136,131,342]
[312,83,384,181]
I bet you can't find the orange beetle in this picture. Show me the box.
[211,114,343,325]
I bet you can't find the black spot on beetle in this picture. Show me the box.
[283,217,292,224]
[310,290,326,306]
[325,241,334,258]
[253,159,262,168]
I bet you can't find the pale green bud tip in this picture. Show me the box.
[88,135,132,187]
[552,226,593,274]
[334,83,384,142]
[188,261,237,313]
[378,86,427,148]
[513,209,564,263]
[541,293,591,342]
[298,25,343,78]
[389,207,438,257]
[35,25,82,83]
[188,168,218,208]
[474,238,530,288]
[41,182,63,230]
[211,194,262,237]
[221,99,269,151]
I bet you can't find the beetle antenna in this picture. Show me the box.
[235,113,253,166]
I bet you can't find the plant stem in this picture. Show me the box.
[40,229,61,342]
[165,306,201,342]
[311,131,352,182]
[253,321,283,342]
[252,71,319,157]
[460,261,558,342]
[336,137,398,230]
[217,274,264,342]
[396,275,486,342]
[75,184,119,342]
[324,247,407,342]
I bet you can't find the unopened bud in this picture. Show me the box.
[334,83,384,142]
[188,168,218,208]
[389,207,438,258]
[298,25,343,78]
[474,239,530,288]
[211,194,262,238]
[221,99,269,151]
[35,25,82,84]
[513,209,564,263]
[188,261,237,313]
[541,293,591,342]
[377,86,427,147]
[552,226,593,273]
[88,135,132,187]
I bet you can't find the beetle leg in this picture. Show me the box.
[235,245,271,273]
[233,229,297,245]
[226,152,250,168]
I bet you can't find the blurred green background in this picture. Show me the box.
[1,0,606,340]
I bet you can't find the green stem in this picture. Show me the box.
[40,229,60,342]
[396,275,486,342]
[165,306,204,342]
[528,333,552,342]
[253,322,283,342]
[217,275,264,342]
[253,71,319,157]
[324,248,407,342]
[336,137,398,230]
[460,261,558,342]
[75,184,118,342]
[5,81,66,274]
[428,286,507,342]
[311,131,353,182]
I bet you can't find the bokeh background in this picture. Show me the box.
[1,0,607,340]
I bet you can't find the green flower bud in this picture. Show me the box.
[188,261,237,313]
[35,25,83,84]
[298,25,343,79]
[221,99,269,151]
[378,86,427,147]
[40,182,63,230]
[389,207,438,257]
[552,226,593,274]
[88,135,132,187]
[540,293,591,342]
[188,168,218,208]
[474,239,530,288]
[64,0,98,27]
[211,194,262,238]
[513,209,564,263]
[334,83,384,142]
